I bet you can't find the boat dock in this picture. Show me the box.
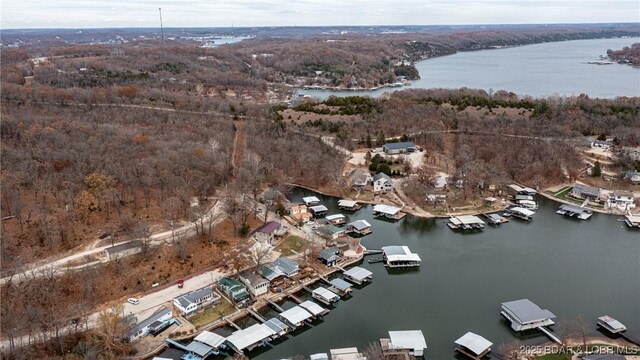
[597,316,640,346]
[266,299,285,312]
[381,246,421,268]
[288,293,303,304]
[556,204,593,220]
[447,215,485,230]
[537,326,562,344]
[482,213,509,225]
[363,249,383,255]
[226,319,242,330]
[368,257,384,264]
[247,308,267,323]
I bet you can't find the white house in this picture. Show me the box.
[252,221,285,244]
[608,191,636,211]
[127,306,173,342]
[591,140,612,149]
[373,172,393,193]
[239,271,270,297]
[173,287,220,316]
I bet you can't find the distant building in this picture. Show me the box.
[608,190,636,211]
[350,169,372,189]
[104,240,142,260]
[217,277,250,304]
[621,170,640,184]
[239,271,270,297]
[382,141,416,155]
[173,287,220,316]
[570,184,601,201]
[591,140,612,149]
[319,246,340,267]
[373,172,393,193]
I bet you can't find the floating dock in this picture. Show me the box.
[447,215,485,231]
[454,332,493,359]
[556,204,593,220]
[343,266,373,285]
[381,246,421,268]
[597,315,626,334]
[482,213,509,225]
[509,207,535,221]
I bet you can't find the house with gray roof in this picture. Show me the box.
[373,172,393,193]
[319,246,340,267]
[127,306,173,342]
[272,257,299,277]
[350,169,372,189]
[382,141,416,155]
[239,271,270,297]
[570,184,601,201]
[173,287,221,316]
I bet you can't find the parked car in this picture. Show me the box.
[127,298,139,305]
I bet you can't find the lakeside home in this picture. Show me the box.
[173,287,221,316]
[127,306,173,342]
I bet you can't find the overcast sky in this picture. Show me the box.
[2,0,639,29]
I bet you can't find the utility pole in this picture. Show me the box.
[159,7,164,44]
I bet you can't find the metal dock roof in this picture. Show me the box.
[302,196,320,204]
[326,214,346,221]
[312,287,340,302]
[501,299,556,324]
[184,341,213,357]
[347,219,371,230]
[510,207,535,217]
[388,330,428,351]
[280,305,313,325]
[454,332,493,355]
[299,300,327,317]
[597,316,626,332]
[310,205,329,212]
[225,323,275,351]
[264,318,289,334]
[338,200,358,208]
[343,266,373,281]
[450,215,485,225]
[193,331,226,349]
[372,204,401,215]
[329,278,352,291]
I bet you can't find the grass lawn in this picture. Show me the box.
[188,299,236,328]
[275,235,306,256]
[549,186,605,209]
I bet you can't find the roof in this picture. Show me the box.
[347,220,371,230]
[372,204,401,215]
[310,354,330,360]
[259,264,284,281]
[264,318,289,333]
[272,257,299,274]
[338,199,358,208]
[254,221,282,234]
[573,184,600,196]
[299,300,326,316]
[598,316,626,331]
[240,272,269,287]
[280,305,313,324]
[194,331,226,348]
[316,224,345,237]
[559,204,593,214]
[320,246,339,260]
[383,141,416,150]
[383,246,421,262]
[302,196,320,204]
[329,278,352,291]
[388,330,428,351]
[185,341,213,357]
[510,207,535,217]
[185,287,213,302]
[326,214,346,221]
[450,215,485,225]
[502,299,556,324]
[373,172,391,182]
[128,306,172,337]
[488,214,501,221]
[613,190,634,197]
[310,205,329,212]
[225,323,275,351]
[343,266,373,281]
[455,332,492,355]
[485,197,497,202]
[312,287,339,301]
[508,184,524,192]
[105,240,142,255]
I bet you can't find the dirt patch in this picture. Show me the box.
[280,109,361,125]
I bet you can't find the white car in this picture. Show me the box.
[127,298,139,305]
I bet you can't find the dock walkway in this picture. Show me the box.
[620,332,640,347]
[538,326,562,345]
[226,318,241,330]
[266,299,285,312]
[247,308,266,323]
[288,293,303,304]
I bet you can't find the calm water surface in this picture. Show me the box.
[300,37,640,100]
[240,188,639,359]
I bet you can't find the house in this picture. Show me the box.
[382,141,416,155]
[173,287,221,316]
[104,240,142,260]
[380,330,427,357]
[501,299,556,331]
[608,190,636,211]
[252,221,285,244]
[239,271,270,297]
[217,277,250,303]
[271,257,299,277]
[426,192,448,203]
[570,184,601,201]
[373,172,393,193]
[316,224,346,240]
[346,220,372,235]
[319,246,340,267]
[288,204,313,224]
[591,140,612,149]
[127,306,173,342]
[350,169,372,189]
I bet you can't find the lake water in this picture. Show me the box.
[299,37,640,100]
[240,188,639,359]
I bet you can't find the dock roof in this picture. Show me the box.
[280,305,313,325]
[225,323,275,351]
[310,205,329,212]
[508,184,524,192]
[598,316,626,331]
[559,204,593,214]
[299,300,327,317]
[309,354,330,360]
[326,214,346,221]
[194,331,226,349]
[330,347,366,360]
[388,330,428,352]
[455,332,492,355]
[501,299,556,324]
[343,266,372,281]
[373,204,401,215]
[312,287,339,301]
[338,200,358,208]
[302,196,320,204]
[329,278,352,291]
[347,219,371,230]
[264,318,289,334]
[450,215,485,225]
[185,341,213,357]
[316,224,345,237]
[510,207,535,217]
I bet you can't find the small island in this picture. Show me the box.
[606,43,640,66]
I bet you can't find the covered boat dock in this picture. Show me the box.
[447,215,486,230]
[501,298,556,331]
[300,300,330,318]
[279,305,314,328]
[302,196,321,206]
[225,323,276,353]
[509,207,535,221]
[338,199,361,211]
[556,204,593,220]
[382,246,421,268]
[597,315,627,334]
[380,330,428,357]
[312,287,340,305]
[328,278,353,295]
[454,332,492,359]
[326,214,347,225]
[310,205,329,216]
[343,266,373,284]
[372,204,405,220]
